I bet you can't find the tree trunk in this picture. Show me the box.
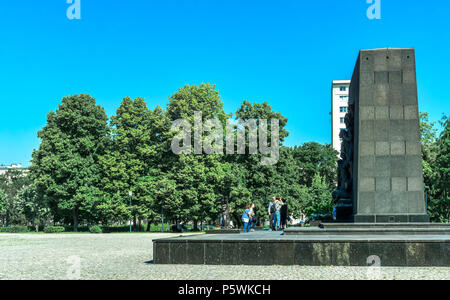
[73,207,79,232]
[193,220,198,231]
[133,214,137,232]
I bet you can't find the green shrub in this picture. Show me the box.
[102,225,145,233]
[89,225,102,234]
[0,225,29,233]
[63,226,89,232]
[44,226,65,233]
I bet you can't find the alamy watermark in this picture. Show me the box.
[366,255,382,280]
[171,112,280,165]
[367,0,381,20]
[67,0,81,20]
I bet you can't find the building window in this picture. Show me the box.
[340,96,348,100]
[340,87,347,91]
[340,117,345,124]
[340,107,347,113]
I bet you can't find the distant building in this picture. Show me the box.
[331,80,351,153]
[0,164,26,176]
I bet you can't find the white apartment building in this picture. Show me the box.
[0,163,24,176]
[331,80,351,153]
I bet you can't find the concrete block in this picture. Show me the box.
[408,192,424,213]
[392,177,407,192]
[389,85,402,105]
[360,120,374,141]
[312,243,333,266]
[170,242,187,264]
[376,177,391,192]
[294,242,313,266]
[406,243,426,266]
[402,83,418,105]
[275,242,295,265]
[359,86,374,105]
[358,192,375,214]
[369,243,407,266]
[389,71,402,84]
[408,177,424,192]
[375,142,390,156]
[406,141,421,155]
[375,85,389,106]
[373,51,389,71]
[375,106,389,120]
[360,71,374,86]
[390,105,404,120]
[360,155,375,177]
[153,242,170,264]
[424,243,444,266]
[374,120,389,141]
[375,156,390,177]
[360,141,375,156]
[360,52,374,72]
[388,52,402,70]
[349,243,370,266]
[390,120,405,141]
[405,120,420,141]
[332,243,351,266]
[401,49,415,70]
[222,242,240,265]
[360,177,375,192]
[374,192,392,213]
[390,156,407,177]
[404,105,419,120]
[406,155,423,177]
[403,70,416,84]
[391,141,406,155]
[360,106,375,120]
[375,71,389,84]
[205,243,222,265]
[392,191,408,213]
[187,242,205,264]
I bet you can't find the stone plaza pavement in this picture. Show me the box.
[0,233,448,280]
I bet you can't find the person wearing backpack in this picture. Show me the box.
[242,204,252,233]
[268,197,276,231]
[273,196,283,231]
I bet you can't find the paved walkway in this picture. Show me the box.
[0,233,448,280]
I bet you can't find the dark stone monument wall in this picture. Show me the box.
[350,48,429,223]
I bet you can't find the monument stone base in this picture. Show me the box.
[153,225,450,266]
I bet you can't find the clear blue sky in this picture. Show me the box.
[1,0,449,167]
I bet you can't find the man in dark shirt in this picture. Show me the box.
[280,198,288,230]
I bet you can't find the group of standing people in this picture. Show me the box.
[268,196,288,231]
[241,196,289,233]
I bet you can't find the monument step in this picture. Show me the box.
[284,227,450,236]
[321,223,450,229]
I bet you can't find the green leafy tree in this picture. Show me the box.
[231,100,289,223]
[429,115,450,222]
[164,84,230,229]
[30,94,109,231]
[15,184,49,231]
[303,173,334,218]
[0,169,31,225]
[0,189,7,225]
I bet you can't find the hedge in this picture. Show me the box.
[0,225,29,233]
[44,226,65,233]
[89,225,102,233]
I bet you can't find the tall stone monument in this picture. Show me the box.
[346,48,429,223]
